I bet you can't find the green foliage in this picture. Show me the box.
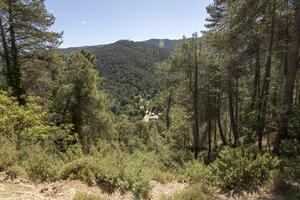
[59,157,101,186]
[21,146,62,182]
[120,152,152,199]
[0,142,17,170]
[59,149,152,199]
[63,39,180,116]
[152,170,177,184]
[160,184,213,200]
[209,146,280,190]
[73,192,103,200]
[53,50,112,151]
[279,139,300,157]
[183,161,211,184]
[0,92,49,144]
[6,165,28,179]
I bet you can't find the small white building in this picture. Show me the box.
[143,110,160,122]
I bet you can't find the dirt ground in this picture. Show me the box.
[0,176,187,200]
[0,173,285,200]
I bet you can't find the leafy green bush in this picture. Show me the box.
[6,165,28,179]
[160,184,213,200]
[59,157,101,186]
[122,159,152,200]
[0,142,17,170]
[209,146,280,190]
[73,192,103,200]
[183,161,210,184]
[21,146,62,182]
[0,92,51,145]
[152,170,176,184]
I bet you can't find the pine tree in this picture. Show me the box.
[0,0,61,104]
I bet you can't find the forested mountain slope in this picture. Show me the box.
[63,39,181,108]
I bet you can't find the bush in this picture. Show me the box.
[117,151,152,199]
[22,146,61,182]
[73,192,103,200]
[6,165,28,179]
[160,184,213,200]
[122,163,151,200]
[59,153,151,198]
[183,161,210,184]
[152,170,176,184]
[60,157,101,186]
[209,146,279,190]
[0,142,17,170]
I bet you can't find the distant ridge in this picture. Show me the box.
[62,39,181,53]
[61,39,181,110]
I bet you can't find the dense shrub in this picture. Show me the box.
[21,146,62,182]
[0,92,50,145]
[160,184,213,200]
[121,157,152,199]
[0,142,17,170]
[6,165,28,179]
[59,157,102,186]
[152,170,177,184]
[73,192,103,200]
[183,161,210,184]
[209,146,280,190]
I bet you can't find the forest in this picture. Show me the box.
[0,0,299,200]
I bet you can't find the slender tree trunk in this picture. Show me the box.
[193,39,200,159]
[166,90,173,129]
[257,0,276,150]
[235,77,239,129]
[8,1,26,105]
[274,0,300,154]
[297,79,300,106]
[208,110,212,162]
[281,0,290,76]
[251,42,261,109]
[217,91,227,145]
[0,17,13,88]
[228,67,238,146]
[214,120,217,147]
[71,84,85,152]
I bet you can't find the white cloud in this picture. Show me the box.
[81,21,87,25]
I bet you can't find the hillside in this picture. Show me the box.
[62,39,181,113]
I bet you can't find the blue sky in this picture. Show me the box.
[45,0,213,48]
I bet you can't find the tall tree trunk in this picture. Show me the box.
[0,17,13,88]
[193,38,200,159]
[208,110,212,162]
[228,67,238,146]
[217,90,227,145]
[257,0,276,150]
[235,77,239,129]
[280,0,290,76]
[71,84,85,152]
[166,90,173,129]
[8,1,26,105]
[214,120,217,147]
[274,0,300,154]
[251,42,261,109]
